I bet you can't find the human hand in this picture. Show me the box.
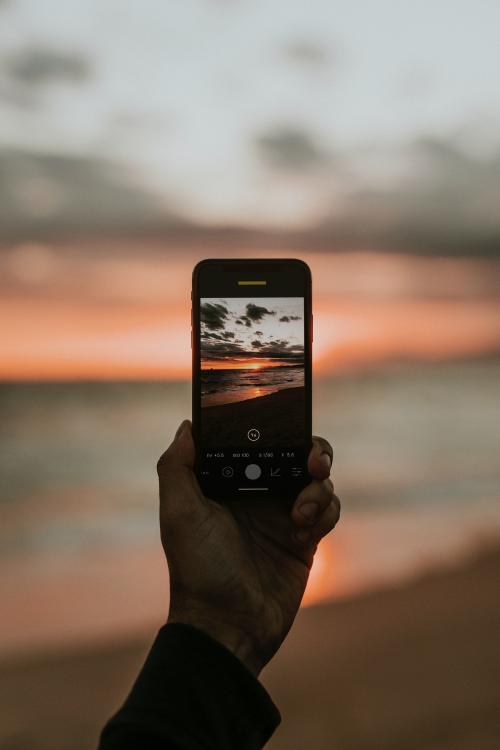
[157,420,340,677]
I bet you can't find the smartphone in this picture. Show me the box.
[192,258,312,502]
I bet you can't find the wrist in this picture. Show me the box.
[167,608,264,677]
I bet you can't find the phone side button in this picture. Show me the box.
[190,329,192,348]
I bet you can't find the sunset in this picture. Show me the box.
[203,360,275,370]
[1,249,498,381]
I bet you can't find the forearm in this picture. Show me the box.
[99,623,281,750]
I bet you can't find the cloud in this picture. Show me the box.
[201,331,240,344]
[318,136,500,256]
[2,129,497,257]
[245,303,276,322]
[250,125,500,256]
[0,148,185,240]
[199,341,246,359]
[201,327,304,362]
[200,302,229,331]
[5,46,91,87]
[282,39,332,67]
[234,304,275,328]
[252,339,304,361]
[266,339,291,348]
[254,127,326,172]
[256,347,303,362]
[279,315,301,322]
[255,330,263,336]
[108,111,171,135]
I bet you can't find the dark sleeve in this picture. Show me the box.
[98,623,281,750]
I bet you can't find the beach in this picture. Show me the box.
[1,544,499,750]
[201,385,305,445]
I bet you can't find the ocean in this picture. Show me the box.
[1,358,500,654]
[201,365,304,406]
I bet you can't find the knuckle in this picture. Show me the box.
[307,484,328,511]
[324,477,335,495]
[316,478,333,506]
[315,499,340,538]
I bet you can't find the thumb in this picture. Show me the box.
[157,419,195,474]
[157,420,208,528]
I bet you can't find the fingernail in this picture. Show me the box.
[294,528,310,544]
[175,420,188,440]
[319,452,331,470]
[299,501,319,522]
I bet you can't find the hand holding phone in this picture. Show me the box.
[157,419,339,677]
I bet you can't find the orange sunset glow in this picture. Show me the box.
[202,359,279,370]
[1,249,499,381]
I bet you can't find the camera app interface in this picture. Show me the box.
[199,297,305,487]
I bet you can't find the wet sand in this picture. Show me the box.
[1,545,499,750]
[201,385,305,445]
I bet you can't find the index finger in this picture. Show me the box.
[308,435,333,480]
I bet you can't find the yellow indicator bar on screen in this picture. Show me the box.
[238,280,267,286]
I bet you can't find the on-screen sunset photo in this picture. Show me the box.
[200,297,305,444]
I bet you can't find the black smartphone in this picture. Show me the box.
[192,258,312,502]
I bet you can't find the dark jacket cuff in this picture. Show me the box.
[99,622,281,749]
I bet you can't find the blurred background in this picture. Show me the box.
[1,1,499,748]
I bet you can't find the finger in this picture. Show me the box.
[291,478,335,527]
[308,436,333,480]
[292,495,341,547]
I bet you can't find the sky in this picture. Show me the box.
[200,297,304,369]
[0,0,500,238]
[0,1,499,379]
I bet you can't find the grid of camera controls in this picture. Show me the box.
[200,447,305,483]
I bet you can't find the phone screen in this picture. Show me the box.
[193,261,311,499]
